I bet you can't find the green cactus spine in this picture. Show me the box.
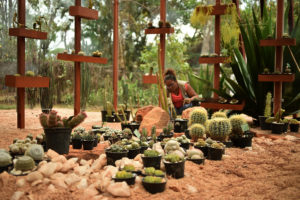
[264,92,272,118]
[15,156,35,171]
[190,123,206,141]
[211,111,227,119]
[207,118,232,142]
[188,108,208,126]
[0,152,12,167]
[229,115,247,136]
[25,144,44,161]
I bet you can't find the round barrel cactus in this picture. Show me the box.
[207,118,232,142]
[190,124,206,141]
[15,156,35,171]
[0,152,12,167]
[188,108,208,126]
[25,144,44,161]
[211,111,227,119]
[229,114,247,136]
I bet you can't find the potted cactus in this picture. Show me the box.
[271,109,286,134]
[206,118,232,142]
[173,118,188,133]
[71,130,83,149]
[163,153,185,179]
[105,144,128,166]
[24,144,45,164]
[289,119,299,132]
[176,135,191,150]
[259,92,272,130]
[105,101,115,122]
[142,176,167,194]
[81,131,94,150]
[229,115,253,148]
[10,155,36,175]
[188,108,208,126]
[122,128,133,140]
[207,142,225,160]
[211,111,227,119]
[142,150,162,169]
[39,110,87,154]
[143,167,165,177]
[113,170,136,185]
[0,151,12,173]
[189,123,206,142]
[186,149,205,165]
[194,138,208,157]
[125,141,141,159]
[158,122,174,141]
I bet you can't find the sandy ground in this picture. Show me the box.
[0,108,300,200]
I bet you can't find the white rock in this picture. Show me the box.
[54,162,63,172]
[38,162,57,177]
[77,178,88,189]
[90,154,106,171]
[83,185,99,197]
[101,166,118,179]
[187,185,198,193]
[48,184,56,192]
[135,176,142,184]
[31,179,43,186]
[74,165,90,176]
[51,155,67,163]
[16,178,26,188]
[50,173,65,180]
[285,135,298,141]
[107,182,131,197]
[115,157,143,170]
[64,173,81,186]
[11,191,24,200]
[26,171,43,182]
[43,178,51,185]
[90,172,100,179]
[92,195,105,200]
[38,160,47,167]
[51,178,67,188]
[80,159,88,166]
[60,159,78,173]
[133,154,143,163]
[69,157,79,163]
[46,149,60,159]
[152,142,164,156]
[95,177,111,192]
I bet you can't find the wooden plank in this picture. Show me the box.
[69,6,98,20]
[9,28,47,40]
[258,74,295,82]
[57,53,108,64]
[260,38,296,46]
[5,75,50,88]
[145,28,174,34]
[198,5,233,15]
[198,56,231,64]
[200,99,245,110]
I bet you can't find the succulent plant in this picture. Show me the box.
[211,142,224,149]
[265,117,275,123]
[123,128,132,137]
[151,126,156,141]
[154,170,164,176]
[78,51,85,56]
[126,142,140,150]
[282,33,290,38]
[210,53,218,57]
[205,138,214,145]
[207,118,232,142]
[264,92,272,118]
[123,164,135,172]
[115,170,133,179]
[190,124,206,140]
[211,111,227,119]
[72,132,82,140]
[68,112,88,129]
[106,101,114,117]
[15,156,35,171]
[26,134,33,140]
[289,119,299,124]
[164,153,183,163]
[176,135,190,144]
[188,108,208,126]
[148,22,155,28]
[140,141,149,147]
[74,127,85,134]
[144,167,155,175]
[143,176,163,183]
[263,68,270,74]
[39,113,48,128]
[92,50,102,57]
[107,144,127,152]
[25,71,35,76]
[187,149,204,159]
[0,152,12,167]
[143,150,160,157]
[25,144,44,161]
[284,63,292,73]
[229,114,247,136]
[82,132,94,141]
[194,138,206,147]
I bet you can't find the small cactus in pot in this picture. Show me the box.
[189,123,206,141]
[229,114,247,137]
[206,118,232,142]
[25,144,44,161]
[188,108,208,126]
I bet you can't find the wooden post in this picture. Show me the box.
[74,0,81,115]
[160,0,166,72]
[274,0,284,114]
[113,0,119,110]
[17,0,25,129]
[213,0,221,99]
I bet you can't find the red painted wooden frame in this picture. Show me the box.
[9,28,47,40]
[5,75,49,88]
[69,6,98,20]
[143,75,157,84]
[258,74,295,82]
[199,56,231,64]
[198,4,234,15]
[260,38,296,46]
[200,99,245,110]
[145,27,174,34]
[57,53,108,64]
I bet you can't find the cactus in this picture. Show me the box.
[190,124,206,140]
[194,138,206,147]
[211,111,227,119]
[25,144,44,161]
[68,111,88,129]
[145,167,156,175]
[144,150,159,157]
[39,113,48,128]
[211,142,224,149]
[154,170,164,176]
[207,118,232,142]
[151,126,156,141]
[264,92,272,118]
[0,152,12,167]
[289,119,299,124]
[229,115,247,136]
[141,128,148,142]
[123,128,132,137]
[106,101,113,117]
[143,176,163,183]
[187,149,204,159]
[274,109,285,123]
[26,134,33,140]
[72,132,82,140]
[47,110,58,127]
[123,165,135,172]
[115,170,133,179]
[188,108,208,126]
[82,132,94,141]
[15,156,35,171]
[126,142,140,150]
[164,154,183,163]
[108,144,127,152]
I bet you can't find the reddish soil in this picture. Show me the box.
[0,108,300,200]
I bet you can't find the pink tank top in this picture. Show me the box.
[171,83,188,108]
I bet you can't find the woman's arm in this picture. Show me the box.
[183,83,198,104]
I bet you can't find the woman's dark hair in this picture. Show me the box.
[164,68,177,82]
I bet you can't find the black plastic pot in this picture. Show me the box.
[180,143,190,150]
[101,110,107,122]
[72,139,82,149]
[283,123,289,133]
[121,123,131,130]
[271,122,285,134]
[290,124,299,132]
[258,116,268,130]
[191,99,200,107]
[41,108,51,114]
[174,119,188,133]
[142,179,166,194]
[142,155,162,169]
[128,148,141,159]
[140,146,148,154]
[184,129,191,139]
[93,137,98,147]
[113,173,136,185]
[92,125,102,129]
[231,132,253,148]
[223,141,233,148]
[108,137,119,144]
[106,116,115,122]
[158,132,174,141]
[164,160,185,179]
[207,147,223,160]
[194,146,208,157]
[187,158,205,165]
[44,128,72,154]
[82,140,94,150]
[105,150,128,166]
[129,122,140,132]
[252,118,259,127]
[0,164,12,173]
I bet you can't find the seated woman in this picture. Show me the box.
[164,69,199,115]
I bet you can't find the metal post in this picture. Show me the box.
[74,0,81,115]
[113,0,119,110]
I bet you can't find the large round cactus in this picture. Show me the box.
[0,152,12,167]
[25,144,44,161]
[229,114,247,136]
[188,108,208,126]
[211,111,227,119]
[15,156,35,171]
[190,124,206,141]
[207,118,232,142]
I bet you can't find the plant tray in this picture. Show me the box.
[260,38,296,46]
[9,28,47,40]
[200,98,245,110]
[143,75,157,84]
[57,53,108,64]
[69,6,98,20]
[199,56,231,64]
[198,4,233,15]
[145,28,174,34]
[258,74,295,82]
[5,75,49,88]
